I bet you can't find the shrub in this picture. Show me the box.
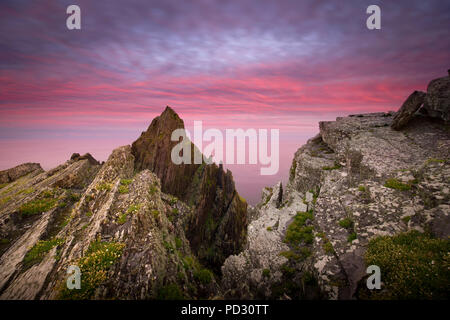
[151,209,159,219]
[358,186,366,192]
[157,284,184,300]
[262,268,271,278]
[267,226,273,231]
[19,198,57,216]
[118,185,129,194]
[194,268,213,284]
[120,179,132,186]
[149,184,158,195]
[127,204,141,214]
[323,241,334,254]
[175,237,182,249]
[384,178,411,191]
[365,231,450,299]
[96,183,112,191]
[117,213,127,225]
[284,211,314,247]
[347,232,357,243]
[60,241,125,299]
[339,218,354,229]
[23,238,64,268]
[280,250,300,261]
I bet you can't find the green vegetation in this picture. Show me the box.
[19,197,57,216]
[120,179,132,186]
[86,211,93,217]
[425,158,445,165]
[149,183,159,195]
[0,238,10,245]
[117,213,127,225]
[151,209,159,219]
[364,231,449,299]
[60,214,73,228]
[172,208,179,215]
[68,192,81,202]
[157,284,184,300]
[0,183,8,189]
[182,256,196,270]
[322,162,342,171]
[169,196,178,205]
[384,178,412,191]
[266,226,273,232]
[339,218,354,229]
[23,238,64,268]
[358,186,366,192]
[347,232,357,243]
[317,232,334,254]
[17,187,34,195]
[116,204,141,225]
[284,211,314,247]
[41,189,55,198]
[118,185,129,194]
[118,179,132,194]
[96,182,112,191]
[323,241,334,254]
[0,196,11,206]
[402,216,411,223]
[175,237,182,249]
[127,204,141,214]
[280,250,301,261]
[60,241,125,299]
[262,268,271,278]
[194,268,213,284]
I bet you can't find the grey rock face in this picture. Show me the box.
[223,109,449,300]
[422,72,450,121]
[391,91,426,130]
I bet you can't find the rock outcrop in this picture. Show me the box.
[222,73,450,300]
[422,70,450,122]
[132,106,247,271]
[0,107,247,299]
[1,71,448,300]
[0,163,43,184]
[391,91,426,130]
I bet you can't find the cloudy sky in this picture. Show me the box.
[1,0,449,203]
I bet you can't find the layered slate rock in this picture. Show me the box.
[132,106,247,271]
[0,145,220,299]
[0,163,43,184]
[422,70,450,122]
[0,107,247,299]
[391,91,426,130]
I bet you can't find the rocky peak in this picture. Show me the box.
[131,106,247,271]
[131,105,198,197]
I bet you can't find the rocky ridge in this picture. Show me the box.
[0,107,246,299]
[222,72,450,300]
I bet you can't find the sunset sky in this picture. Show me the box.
[1,0,449,204]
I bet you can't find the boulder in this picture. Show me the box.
[422,70,450,121]
[70,153,100,165]
[391,90,426,130]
